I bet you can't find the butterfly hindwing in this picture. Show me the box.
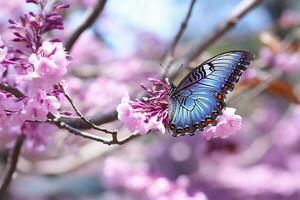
[168,51,254,136]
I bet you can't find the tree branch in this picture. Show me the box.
[48,117,139,145]
[0,83,25,98]
[0,135,25,194]
[64,0,108,52]
[59,110,118,129]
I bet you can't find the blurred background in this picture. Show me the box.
[1,0,300,199]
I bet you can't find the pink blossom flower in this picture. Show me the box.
[23,90,61,121]
[18,41,69,95]
[40,41,69,71]
[0,92,24,112]
[202,107,242,140]
[117,78,169,135]
[35,57,61,77]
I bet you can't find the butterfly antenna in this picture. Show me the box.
[160,63,168,74]
[160,63,184,87]
[160,63,171,83]
[174,64,184,79]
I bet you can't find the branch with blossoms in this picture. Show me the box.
[0,0,199,186]
[0,0,69,192]
[0,0,116,138]
[0,0,117,193]
[0,0,266,144]
[0,0,265,148]
[0,81,135,145]
[0,0,138,151]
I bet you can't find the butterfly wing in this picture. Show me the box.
[168,51,254,136]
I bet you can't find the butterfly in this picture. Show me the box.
[167,50,255,137]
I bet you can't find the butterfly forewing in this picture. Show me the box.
[168,51,255,136]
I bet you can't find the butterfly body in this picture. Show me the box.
[167,51,255,137]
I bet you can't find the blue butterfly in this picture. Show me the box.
[167,50,255,136]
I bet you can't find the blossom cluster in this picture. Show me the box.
[0,0,69,151]
[117,78,169,135]
[117,78,243,139]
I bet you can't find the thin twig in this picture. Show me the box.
[185,0,263,61]
[163,0,197,73]
[64,0,108,52]
[169,0,197,56]
[0,83,25,98]
[58,110,118,129]
[59,84,117,135]
[0,135,25,193]
[48,117,139,145]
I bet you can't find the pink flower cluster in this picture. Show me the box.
[117,78,243,139]
[0,0,69,151]
[101,157,207,200]
[17,41,69,96]
[117,78,169,135]
[202,108,242,140]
